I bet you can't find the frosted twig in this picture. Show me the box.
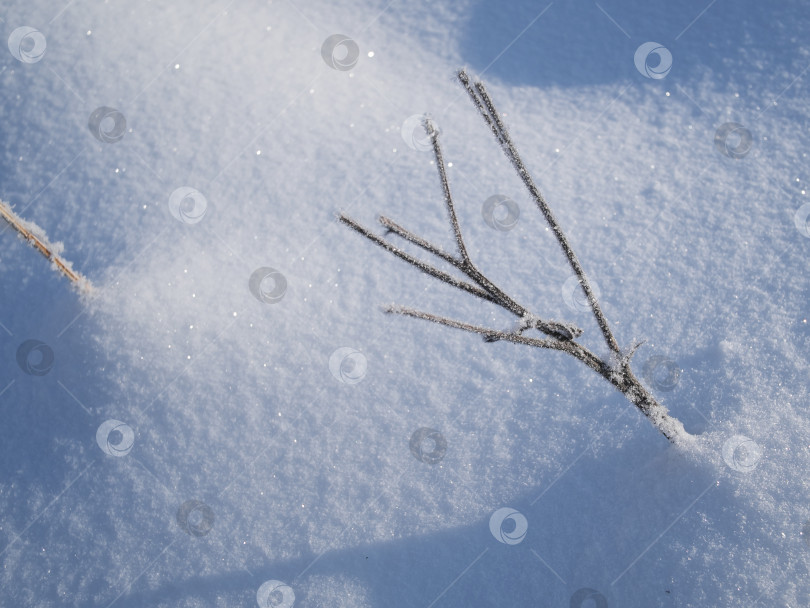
[0,199,91,290]
[458,71,620,355]
[378,216,460,268]
[339,214,494,303]
[340,71,689,443]
[387,304,598,365]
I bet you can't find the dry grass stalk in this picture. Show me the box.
[340,70,690,443]
[0,199,90,290]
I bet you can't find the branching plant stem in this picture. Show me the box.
[340,70,689,443]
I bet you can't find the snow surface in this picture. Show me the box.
[1,0,809,606]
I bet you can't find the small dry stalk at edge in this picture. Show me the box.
[0,199,91,291]
[340,69,690,444]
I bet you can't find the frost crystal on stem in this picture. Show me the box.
[0,198,91,291]
[340,69,689,444]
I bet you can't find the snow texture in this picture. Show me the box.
[1,0,809,606]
